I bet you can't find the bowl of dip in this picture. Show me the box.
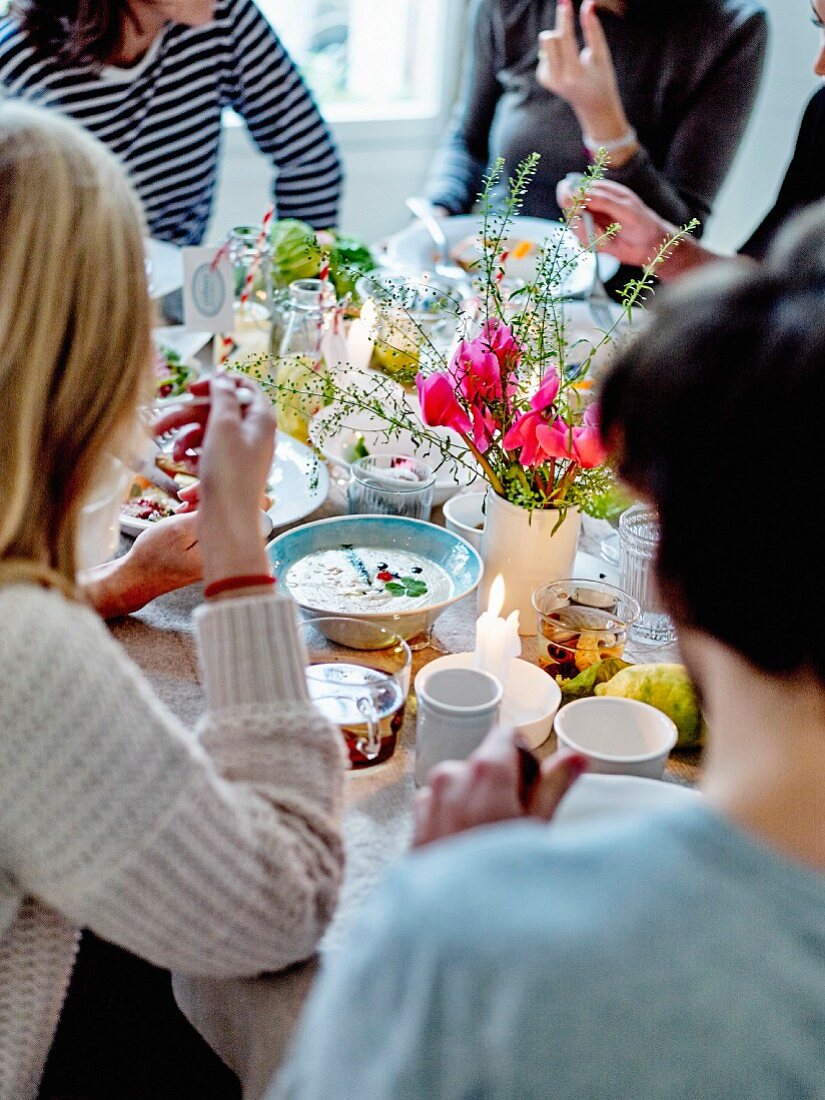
[268,514,484,644]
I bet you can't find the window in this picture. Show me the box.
[259,0,456,122]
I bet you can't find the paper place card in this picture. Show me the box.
[182,246,234,333]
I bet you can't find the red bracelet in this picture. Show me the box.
[204,574,276,599]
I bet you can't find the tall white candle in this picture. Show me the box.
[474,575,521,687]
[346,298,377,373]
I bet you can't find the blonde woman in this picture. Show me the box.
[0,104,344,1099]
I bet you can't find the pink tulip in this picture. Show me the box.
[417,372,472,436]
[530,369,561,413]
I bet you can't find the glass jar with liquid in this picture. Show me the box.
[270,278,338,442]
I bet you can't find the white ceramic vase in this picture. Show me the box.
[478,491,581,634]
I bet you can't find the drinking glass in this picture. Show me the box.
[301,618,412,770]
[532,579,640,679]
[618,504,677,645]
[348,454,435,521]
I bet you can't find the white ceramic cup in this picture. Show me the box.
[415,668,503,786]
[554,696,678,780]
[442,491,486,551]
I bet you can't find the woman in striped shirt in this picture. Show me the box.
[0,0,343,245]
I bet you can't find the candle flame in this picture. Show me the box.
[487,574,505,618]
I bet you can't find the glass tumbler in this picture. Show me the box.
[618,504,677,645]
[348,454,435,521]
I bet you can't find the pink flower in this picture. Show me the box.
[449,341,503,404]
[503,411,551,466]
[530,369,561,413]
[571,403,606,468]
[480,319,520,371]
[535,418,576,462]
[470,405,497,453]
[417,372,472,436]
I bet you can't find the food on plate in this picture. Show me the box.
[595,663,706,748]
[450,235,540,282]
[269,218,376,298]
[121,476,177,523]
[153,345,198,399]
[283,546,453,614]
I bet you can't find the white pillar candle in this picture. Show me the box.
[474,575,521,687]
[346,299,377,373]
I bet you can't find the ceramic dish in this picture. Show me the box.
[384,215,620,298]
[552,772,699,827]
[268,514,483,643]
[120,435,328,537]
[554,696,678,779]
[310,404,478,506]
[415,652,561,749]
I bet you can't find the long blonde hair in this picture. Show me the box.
[0,103,153,592]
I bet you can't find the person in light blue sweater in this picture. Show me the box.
[272,205,825,1099]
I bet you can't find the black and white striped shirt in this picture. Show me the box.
[0,0,343,244]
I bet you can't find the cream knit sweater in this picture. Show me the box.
[0,583,345,1099]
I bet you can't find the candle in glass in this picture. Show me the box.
[346,298,377,372]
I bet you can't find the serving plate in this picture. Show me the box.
[120,435,329,537]
[268,514,483,643]
[384,215,620,298]
[310,404,478,506]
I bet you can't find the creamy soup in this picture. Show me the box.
[284,546,453,614]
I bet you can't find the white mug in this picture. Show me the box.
[415,668,503,786]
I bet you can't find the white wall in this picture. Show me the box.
[210,0,821,249]
[706,0,820,249]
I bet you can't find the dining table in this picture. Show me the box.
[111,473,701,1100]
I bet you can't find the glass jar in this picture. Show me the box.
[215,225,273,367]
[270,279,339,443]
[618,504,677,645]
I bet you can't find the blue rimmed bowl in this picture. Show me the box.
[268,514,483,644]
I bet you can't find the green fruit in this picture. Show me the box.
[594,663,706,748]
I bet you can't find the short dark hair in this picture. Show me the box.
[14,1,132,66]
[600,201,825,682]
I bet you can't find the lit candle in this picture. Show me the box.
[474,575,521,687]
[346,298,377,373]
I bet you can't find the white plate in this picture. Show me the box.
[384,215,620,298]
[120,435,329,537]
[553,772,700,828]
[145,238,184,300]
[153,326,211,362]
[310,403,478,506]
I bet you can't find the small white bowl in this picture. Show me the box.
[415,652,561,749]
[554,697,677,780]
[442,491,486,551]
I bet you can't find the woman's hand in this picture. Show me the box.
[80,513,202,618]
[557,178,673,265]
[412,726,587,848]
[537,0,638,161]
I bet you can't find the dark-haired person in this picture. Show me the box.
[0,1,342,245]
[557,0,825,279]
[271,204,825,1099]
[426,0,766,235]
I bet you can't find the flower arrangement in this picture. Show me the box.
[248,154,694,516]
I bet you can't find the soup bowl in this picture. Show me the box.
[268,514,483,645]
